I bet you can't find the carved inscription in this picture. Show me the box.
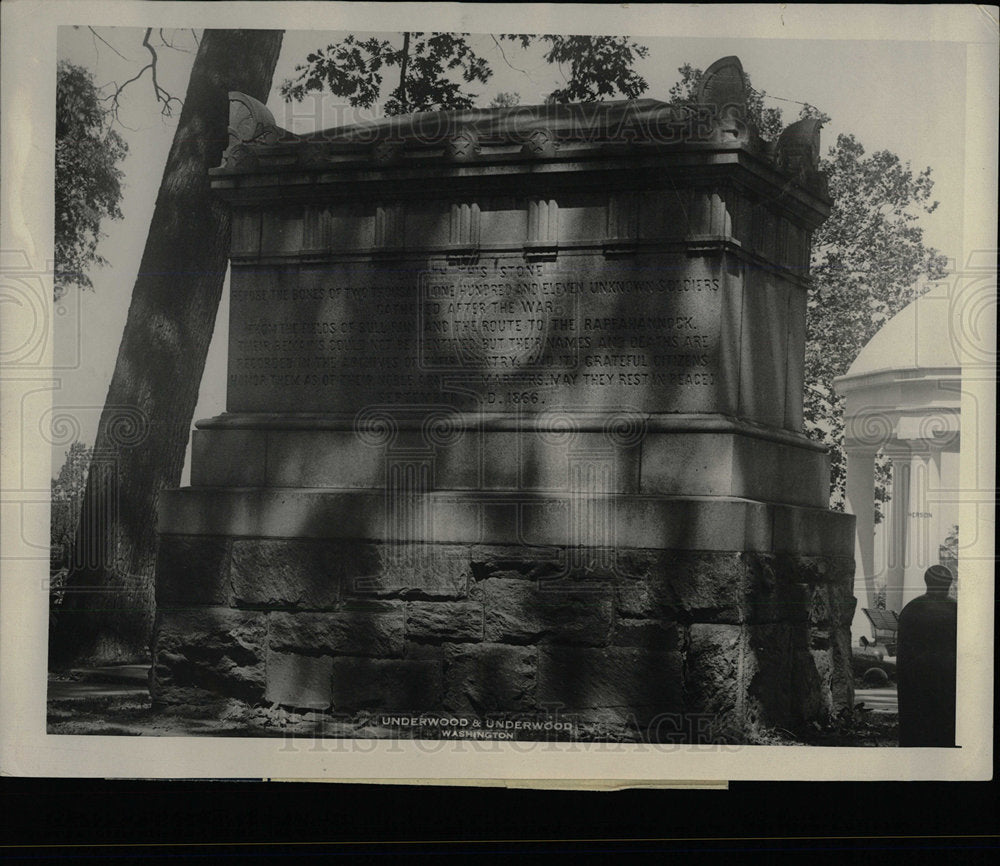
[228,255,724,414]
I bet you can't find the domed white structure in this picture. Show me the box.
[834,283,961,644]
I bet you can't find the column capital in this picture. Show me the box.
[882,444,916,461]
[842,441,880,457]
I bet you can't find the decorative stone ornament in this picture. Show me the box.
[227,92,280,148]
[222,92,282,169]
[521,127,558,158]
[445,127,480,161]
[371,138,404,165]
[694,55,750,142]
[777,118,826,192]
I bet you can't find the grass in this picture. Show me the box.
[750,706,899,747]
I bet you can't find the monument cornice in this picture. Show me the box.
[211,148,830,228]
[227,240,816,290]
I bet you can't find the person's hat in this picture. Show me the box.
[924,564,954,588]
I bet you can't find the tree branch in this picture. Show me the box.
[103,59,152,120]
[399,31,410,113]
[491,34,530,76]
[158,28,192,53]
[144,29,183,116]
[101,28,183,123]
[88,27,130,62]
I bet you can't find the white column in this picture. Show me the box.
[844,444,877,641]
[883,447,911,615]
[900,446,939,608]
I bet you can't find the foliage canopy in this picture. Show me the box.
[282,32,650,114]
[55,61,128,301]
[50,441,92,568]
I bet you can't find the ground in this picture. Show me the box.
[46,663,902,746]
[749,705,899,747]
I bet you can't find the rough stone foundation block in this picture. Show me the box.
[341,543,470,599]
[151,607,266,705]
[808,584,834,627]
[469,545,566,581]
[748,579,810,625]
[151,535,855,737]
[330,658,444,712]
[443,643,537,714]
[474,578,614,645]
[155,535,232,607]
[405,601,484,643]
[231,539,341,608]
[612,619,682,651]
[650,552,746,622]
[790,648,825,723]
[821,571,859,626]
[746,623,795,729]
[828,622,855,710]
[269,603,405,657]
[403,642,448,661]
[265,650,334,709]
[809,648,835,718]
[684,623,745,731]
[536,646,684,722]
[612,552,745,622]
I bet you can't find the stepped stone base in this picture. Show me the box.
[190,416,832,509]
[152,516,855,742]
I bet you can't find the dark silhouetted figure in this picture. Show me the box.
[896,565,957,747]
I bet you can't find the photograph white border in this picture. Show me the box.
[1,1,995,782]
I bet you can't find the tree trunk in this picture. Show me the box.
[50,30,284,667]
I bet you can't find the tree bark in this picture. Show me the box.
[50,30,284,667]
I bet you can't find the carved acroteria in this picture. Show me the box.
[222,91,283,169]
[694,55,750,142]
[212,73,826,198]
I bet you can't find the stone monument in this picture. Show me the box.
[151,57,856,742]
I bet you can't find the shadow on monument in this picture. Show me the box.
[144,56,864,744]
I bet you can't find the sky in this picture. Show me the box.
[52,19,974,481]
